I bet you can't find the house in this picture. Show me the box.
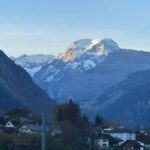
[51,127,62,136]
[5,121,15,128]
[5,120,19,129]
[95,138,109,149]
[104,128,136,141]
[94,133,122,149]
[120,140,145,150]
[19,123,50,134]
[1,119,19,133]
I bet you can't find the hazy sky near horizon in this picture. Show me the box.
[0,0,150,56]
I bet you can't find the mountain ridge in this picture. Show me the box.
[0,50,55,115]
[12,54,55,77]
[92,69,150,127]
[59,38,120,62]
[12,38,150,126]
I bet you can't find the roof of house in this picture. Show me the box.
[21,124,49,132]
[104,128,135,134]
[6,120,20,127]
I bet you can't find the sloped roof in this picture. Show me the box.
[24,124,49,132]
[5,120,20,128]
[26,124,42,132]
[104,128,135,134]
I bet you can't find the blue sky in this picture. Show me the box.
[0,0,150,56]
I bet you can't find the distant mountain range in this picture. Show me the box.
[0,50,55,116]
[12,54,55,77]
[12,38,150,127]
[87,69,150,127]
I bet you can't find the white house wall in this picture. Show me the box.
[110,133,136,141]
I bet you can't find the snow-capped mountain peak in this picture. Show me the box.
[59,38,120,61]
[68,39,92,51]
[12,54,55,68]
[12,54,55,77]
[97,38,119,53]
[86,38,101,50]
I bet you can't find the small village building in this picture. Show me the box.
[5,120,19,129]
[95,138,109,149]
[94,133,122,149]
[19,123,49,134]
[104,129,136,141]
[5,121,14,128]
[3,120,19,133]
[51,127,62,136]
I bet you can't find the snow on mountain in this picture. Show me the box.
[34,38,150,101]
[57,38,119,71]
[12,54,55,77]
[83,60,96,70]
[66,60,96,71]
[59,38,119,62]
[25,66,42,77]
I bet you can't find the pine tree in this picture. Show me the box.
[95,115,101,126]
[82,114,89,123]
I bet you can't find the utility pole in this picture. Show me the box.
[42,111,46,150]
[90,121,92,150]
